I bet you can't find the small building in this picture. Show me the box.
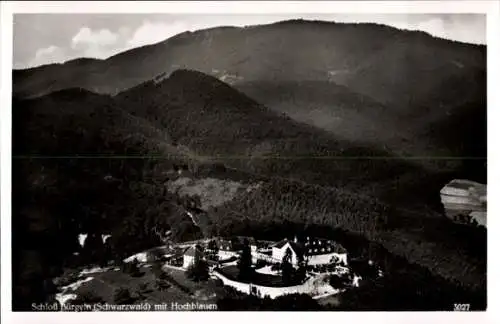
[218,239,235,251]
[440,179,487,227]
[304,239,348,266]
[271,239,304,266]
[216,239,239,260]
[183,245,204,269]
[218,236,257,252]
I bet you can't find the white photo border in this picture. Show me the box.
[1,1,498,324]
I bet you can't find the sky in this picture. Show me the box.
[13,13,486,69]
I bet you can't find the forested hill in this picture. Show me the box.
[114,69,421,192]
[12,88,204,309]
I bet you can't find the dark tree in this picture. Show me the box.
[137,282,154,299]
[237,239,254,281]
[152,261,167,280]
[295,261,307,283]
[283,247,293,264]
[329,273,351,289]
[156,279,171,291]
[271,263,281,272]
[186,259,210,282]
[207,239,219,261]
[81,233,106,265]
[281,248,294,286]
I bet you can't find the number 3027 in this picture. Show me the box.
[454,303,471,311]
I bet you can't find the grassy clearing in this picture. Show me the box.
[72,264,224,307]
[166,176,261,210]
[219,265,302,287]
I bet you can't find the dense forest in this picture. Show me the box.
[114,69,420,195]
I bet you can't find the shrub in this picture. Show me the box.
[329,273,351,289]
[186,259,210,282]
[138,282,149,292]
[114,288,134,305]
[271,263,280,272]
[155,279,171,291]
[255,259,268,268]
[70,291,104,305]
[123,259,143,277]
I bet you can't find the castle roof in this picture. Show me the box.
[183,245,204,257]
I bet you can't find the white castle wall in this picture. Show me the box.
[212,271,337,299]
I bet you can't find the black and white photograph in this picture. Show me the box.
[1,0,497,321]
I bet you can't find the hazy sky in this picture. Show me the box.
[13,13,486,69]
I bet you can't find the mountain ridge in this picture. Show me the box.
[13,19,485,73]
[13,20,485,93]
